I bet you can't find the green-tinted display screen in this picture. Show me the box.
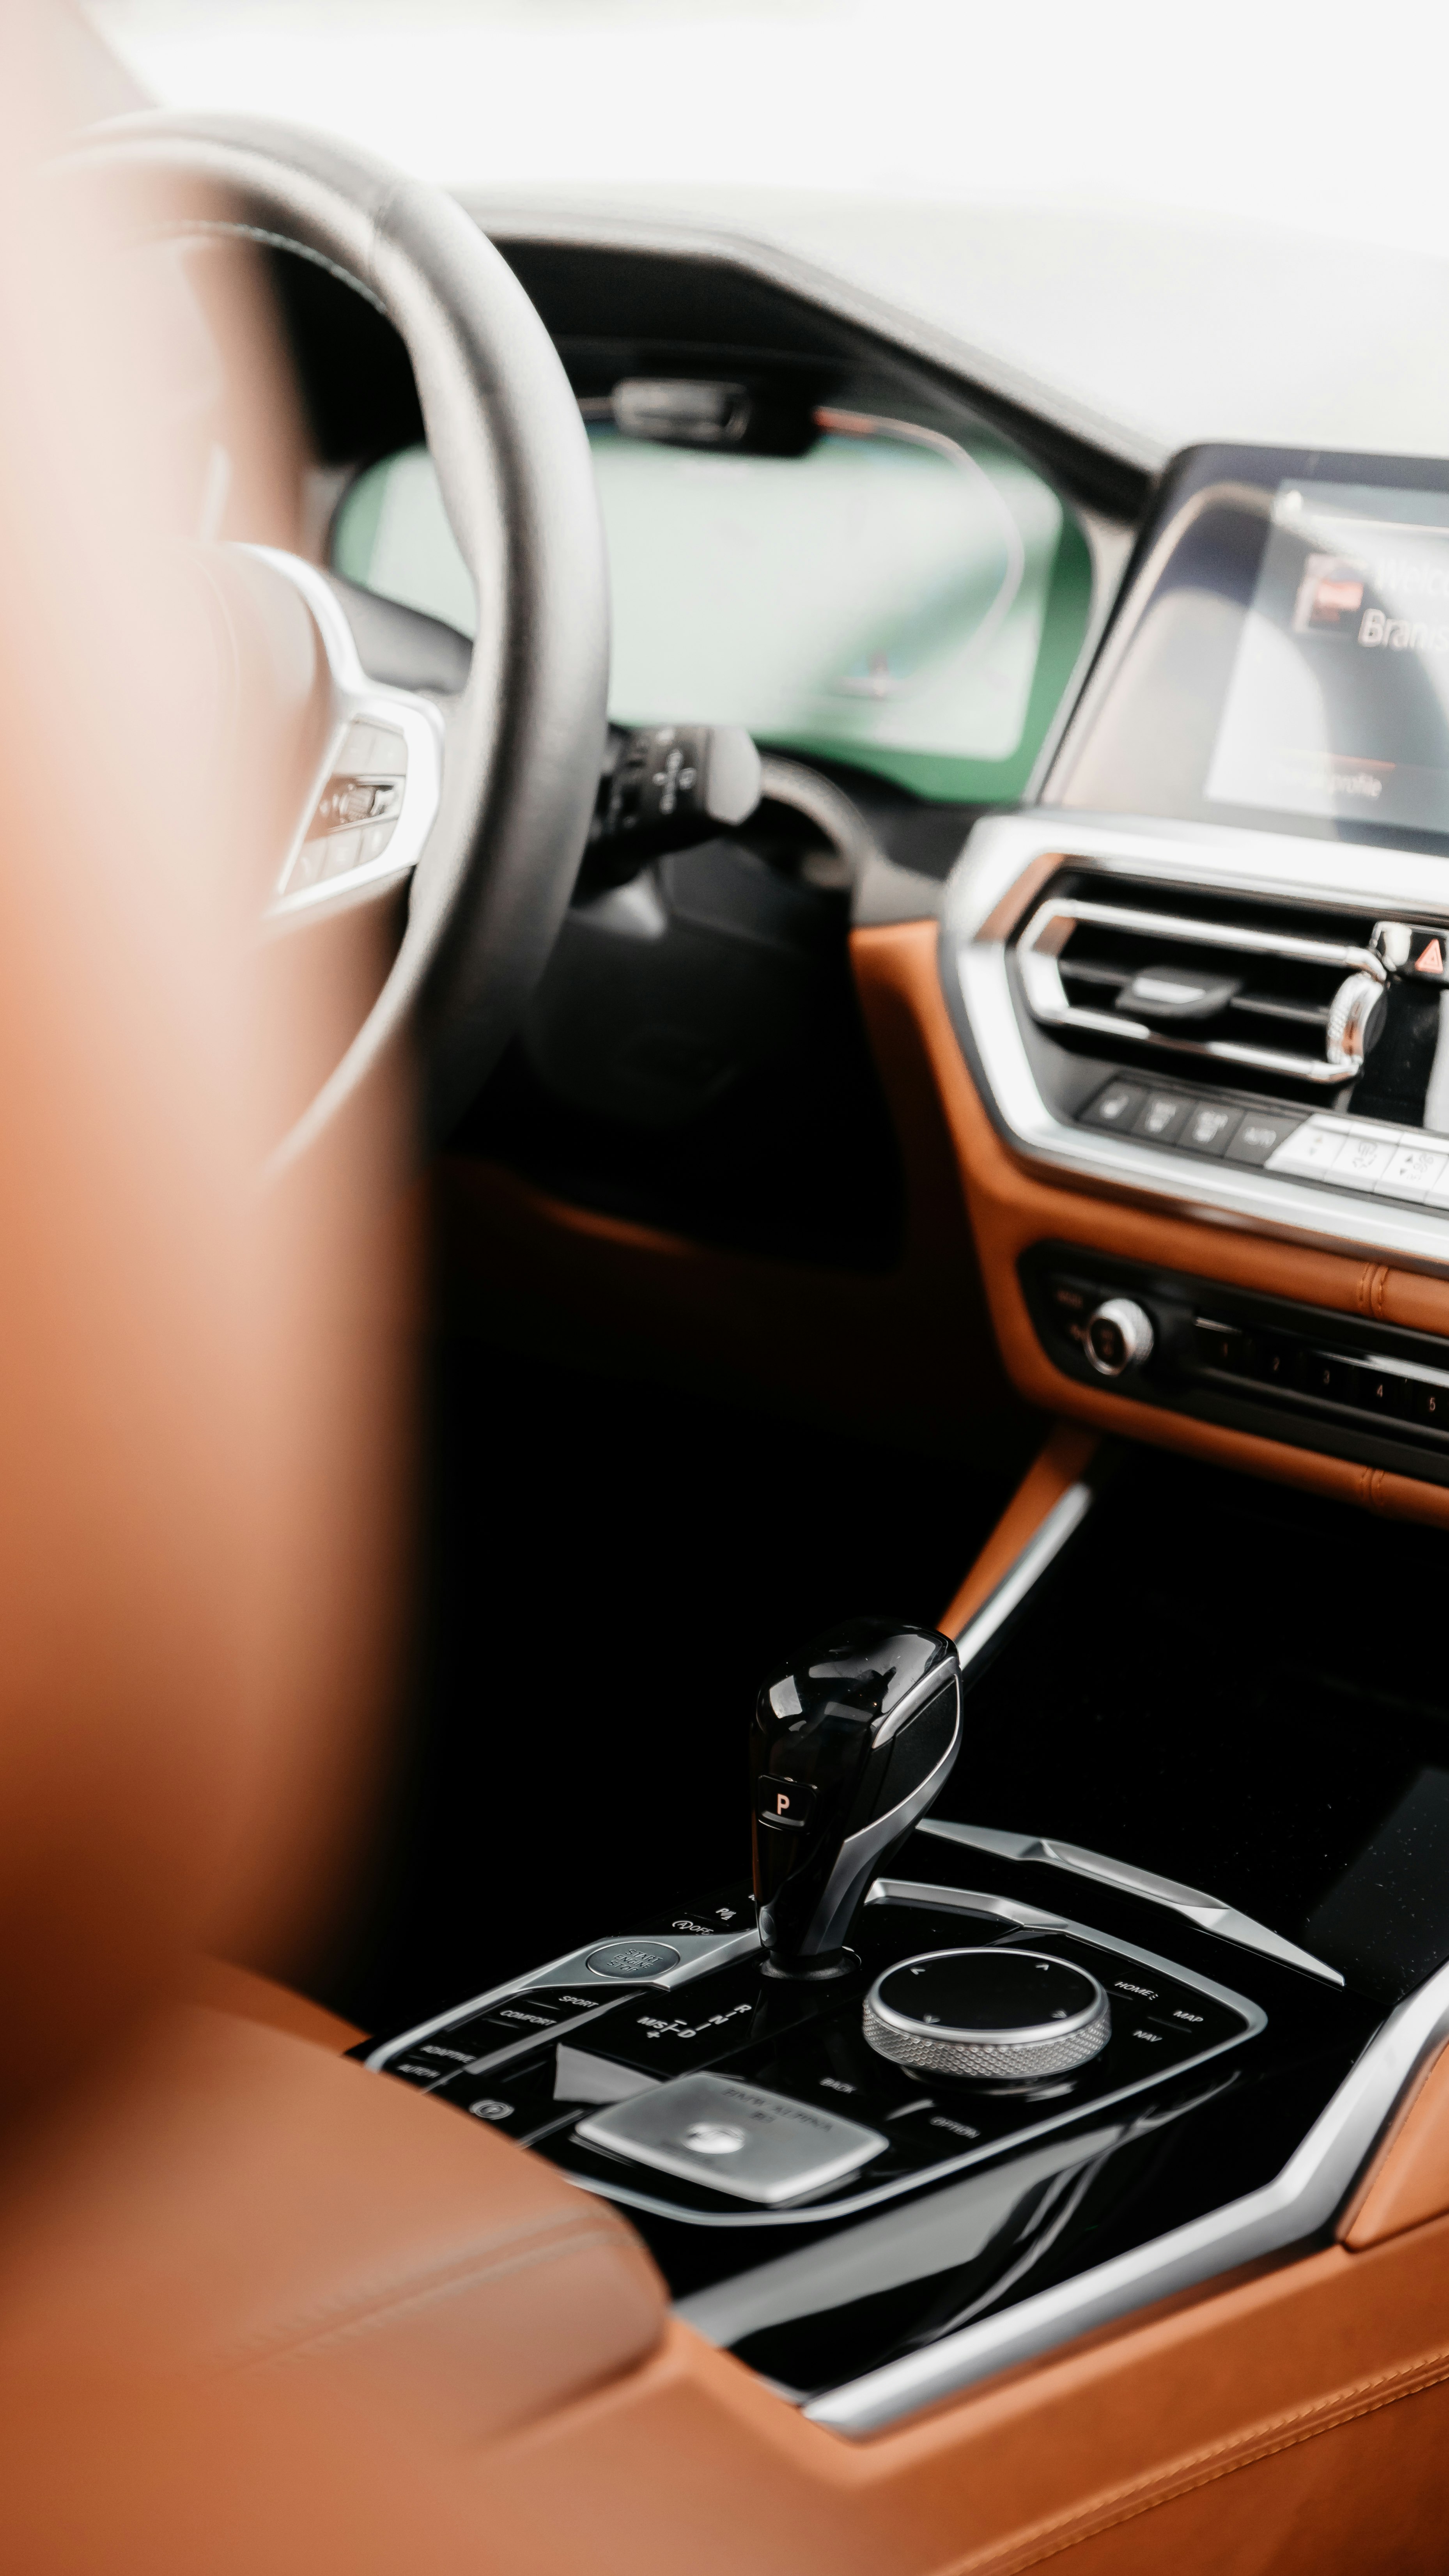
[333,421,1090,803]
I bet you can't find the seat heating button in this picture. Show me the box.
[1225,1110,1305,1167]
[1083,1079,1146,1132]
[1183,1101,1242,1155]
[1133,1090,1193,1143]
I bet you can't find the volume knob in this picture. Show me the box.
[863,1947,1111,2080]
[1084,1296,1153,1377]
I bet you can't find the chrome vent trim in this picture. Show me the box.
[1017,893,1384,1086]
[944,810,1449,1274]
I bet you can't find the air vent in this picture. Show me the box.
[1016,888,1387,1088]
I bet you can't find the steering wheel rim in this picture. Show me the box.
[64,110,610,1178]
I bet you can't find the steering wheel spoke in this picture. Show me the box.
[255,549,443,931]
[67,115,609,1173]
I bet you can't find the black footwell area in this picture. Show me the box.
[315,1339,1020,2037]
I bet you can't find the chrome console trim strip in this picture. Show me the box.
[945,809,1449,1275]
[806,1954,1449,2435]
[917,1820,1343,1986]
[952,1479,1096,1664]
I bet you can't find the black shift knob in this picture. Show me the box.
[750,1616,960,1976]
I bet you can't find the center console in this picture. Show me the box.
[360,1451,1449,2438]
[936,443,1449,1525]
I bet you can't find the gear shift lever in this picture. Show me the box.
[750,1617,960,1979]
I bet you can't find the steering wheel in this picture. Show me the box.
[66,113,609,1176]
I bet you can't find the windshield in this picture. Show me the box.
[82,2,1449,456]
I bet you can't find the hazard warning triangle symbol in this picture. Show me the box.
[1417,938,1445,976]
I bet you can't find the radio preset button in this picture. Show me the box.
[1352,1366,1409,1419]
[1267,1117,1357,1176]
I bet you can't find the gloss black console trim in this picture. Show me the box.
[363,1924,761,2078]
[556,1896,1264,2233]
[808,1949,1449,2433]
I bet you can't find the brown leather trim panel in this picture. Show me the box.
[476,2202,1449,2576]
[938,1421,1098,1636]
[851,920,1449,1531]
[184,1957,366,2053]
[0,2008,666,2449]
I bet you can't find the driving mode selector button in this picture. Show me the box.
[863,1948,1112,2080]
[1084,1297,1154,1377]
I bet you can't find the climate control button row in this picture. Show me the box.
[1267,1115,1449,1203]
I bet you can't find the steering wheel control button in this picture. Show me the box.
[285,718,409,894]
[1084,1297,1154,1377]
[863,1949,1112,2081]
[585,1942,681,1981]
[575,2071,886,2205]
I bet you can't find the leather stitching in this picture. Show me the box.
[212,2215,636,2378]
[936,2341,1449,2576]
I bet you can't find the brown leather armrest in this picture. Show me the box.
[186,1957,367,2053]
[0,2006,666,2447]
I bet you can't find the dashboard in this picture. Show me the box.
[275,216,1449,1499]
[332,409,1088,808]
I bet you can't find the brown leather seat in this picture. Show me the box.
[0,22,666,2564]
[0,2007,665,2446]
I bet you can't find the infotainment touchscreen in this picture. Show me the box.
[1207,480,1449,838]
[1048,446,1449,854]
